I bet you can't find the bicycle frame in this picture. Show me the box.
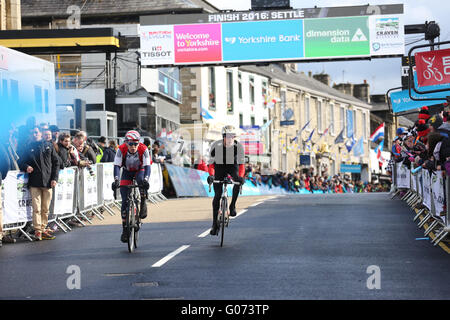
[209,177,242,247]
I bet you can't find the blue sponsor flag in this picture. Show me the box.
[353,137,364,157]
[345,135,356,153]
[346,110,354,138]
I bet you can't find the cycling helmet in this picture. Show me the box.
[222,125,236,137]
[125,130,141,141]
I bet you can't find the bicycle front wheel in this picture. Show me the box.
[220,197,227,247]
[127,198,136,253]
[134,199,140,248]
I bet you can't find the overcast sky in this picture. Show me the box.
[206,0,449,94]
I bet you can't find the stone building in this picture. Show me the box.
[0,0,20,30]
[239,64,373,182]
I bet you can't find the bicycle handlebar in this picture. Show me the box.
[212,180,241,185]
[209,180,243,194]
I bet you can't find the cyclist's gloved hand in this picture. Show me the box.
[112,179,120,190]
[236,176,245,185]
[142,179,150,190]
[207,175,215,185]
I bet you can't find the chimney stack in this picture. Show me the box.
[313,73,331,86]
[353,81,370,103]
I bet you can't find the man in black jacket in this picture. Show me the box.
[19,126,59,241]
[100,140,117,163]
[55,133,78,169]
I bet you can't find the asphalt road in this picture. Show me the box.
[0,193,449,300]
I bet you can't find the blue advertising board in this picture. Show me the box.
[222,19,304,62]
[390,89,448,113]
[340,164,361,173]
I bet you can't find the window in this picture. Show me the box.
[208,67,216,110]
[238,72,242,101]
[239,113,243,128]
[86,119,101,137]
[262,80,268,108]
[305,97,310,129]
[329,104,335,134]
[249,76,255,104]
[34,85,42,113]
[317,100,322,132]
[251,116,255,127]
[226,70,233,113]
[362,112,367,139]
[340,107,346,137]
[280,91,286,120]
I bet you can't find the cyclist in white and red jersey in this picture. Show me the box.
[112,130,152,243]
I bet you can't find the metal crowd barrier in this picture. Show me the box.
[1,162,165,242]
[392,161,449,247]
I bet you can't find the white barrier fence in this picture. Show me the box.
[391,162,449,247]
[1,163,165,241]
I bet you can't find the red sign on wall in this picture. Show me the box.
[415,48,450,87]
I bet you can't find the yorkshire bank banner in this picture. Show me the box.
[140,4,404,66]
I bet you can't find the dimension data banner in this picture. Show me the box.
[140,4,404,66]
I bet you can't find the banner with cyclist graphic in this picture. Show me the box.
[415,48,450,88]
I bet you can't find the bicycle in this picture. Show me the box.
[114,179,145,253]
[209,176,242,247]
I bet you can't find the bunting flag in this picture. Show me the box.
[290,136,298,143]
[201,107,214,120]
[334,128,345,144]
[300,120,311,133]
[306,129,315,142]
[267,97,279,109]
[260,119,273,132]
[316,125,331,145]
[376,140,385,162]
[370,122,385,142]
[158,128,167,138]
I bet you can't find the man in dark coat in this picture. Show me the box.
[19,126,59,241]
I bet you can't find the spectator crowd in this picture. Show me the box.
[387,104,450,200]
[240,164,389,194]
[0,117,121,245]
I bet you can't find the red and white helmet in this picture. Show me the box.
[125,130,141,142]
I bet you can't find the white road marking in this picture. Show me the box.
[198,229,211,238]
[152,245,190,268]
[249,202,263,207]
[231,209,247,219]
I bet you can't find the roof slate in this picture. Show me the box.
[21,0,212,18]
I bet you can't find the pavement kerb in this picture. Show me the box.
[89,195,276,226]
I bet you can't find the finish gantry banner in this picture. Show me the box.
[140,4,404,66]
